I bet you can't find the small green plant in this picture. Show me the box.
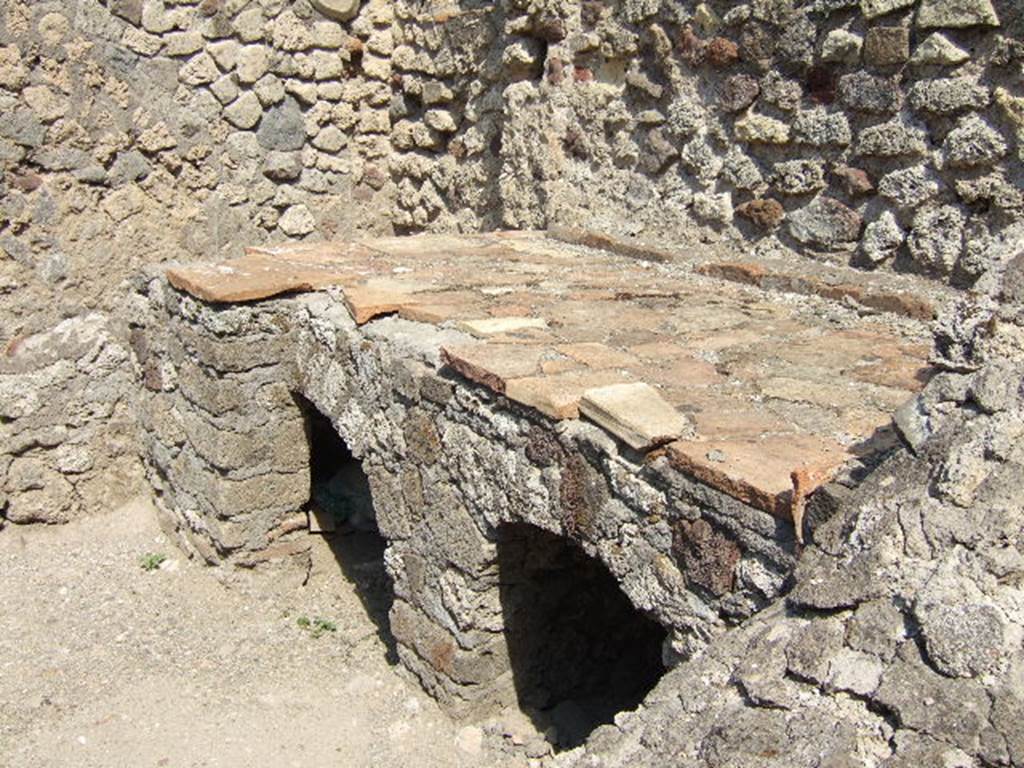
[296,615,337,638]
[139,552,167,572]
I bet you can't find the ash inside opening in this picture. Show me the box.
[498,523,667,750]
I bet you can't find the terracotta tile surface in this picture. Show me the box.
[579,382,692,450]
[505,369,633,420]
[166,230,942,527]
[666,435,848,518]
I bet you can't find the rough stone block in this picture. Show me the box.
[863,26,910,66]
[916,0,1000,28]
[787,196,863,248]
[861,0,915,19]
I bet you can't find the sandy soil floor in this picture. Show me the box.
[0,498,533,768]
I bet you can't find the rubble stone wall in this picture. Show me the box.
[133,220,1024,766]
[500,0,1024,286]
[2,0,1023,523]
[559,226,1024,768]
[133,272,805,715]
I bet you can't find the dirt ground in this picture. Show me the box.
[0,498,534,768]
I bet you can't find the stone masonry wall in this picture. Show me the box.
[500,0,1024,287]
[133,221,1024,764]
[2,0,1023,520]
[133,272,807,715]
[557,224,1024,768]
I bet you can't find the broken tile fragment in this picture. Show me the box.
[342,284,414,324]
[458,317,548,337]
[441,343,551,394]
[506,369,631,420]
[579,382,692,451]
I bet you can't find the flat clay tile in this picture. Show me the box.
[505,369,633,420]
[579,382,692,450]
[665,435,848,519]
[441,343,558,394]
[458,317,549,337]
[166,253,353,304]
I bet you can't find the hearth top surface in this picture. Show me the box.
[166,229,940,532]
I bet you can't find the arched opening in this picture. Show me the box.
[497,523,667,751]
[296,393,397,662]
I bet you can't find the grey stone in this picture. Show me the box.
[691,192,734,225]
[772,159,826,195]
[861,0,915,19]
[876,647,992,752]
[262,151,303,181]
[718,75,760,113]
[886,732,976,768]
[642,129,678,173]
[666,100,706,138]
[943,115,1008,168]
[917,0,1000,29]
[909,78,990,114]
[224,92,263,129]
[256,98,305,151]
[862,211,904,264]
[969,359,1020,414]
[110,0,143,25]
[109,150,151,186]
[863,26,910,67]
[910,33,971,65]
[837,72,903,113]
[793,109,851,147]
[955,173,1024,210]
[919,599,1007,678]
[786,617,846,684]
[775,12,817,69]
[787,196,862,248]
[1,110,45,148]
[760,72,801,111]
[820,29,862,63]
[826,648,884,696]
[74,165,108,185]
[878,165,941,210]
[721,149,764,191]
[855,120,928,157]
[847,599,906,659]
[908,205,965,273]
[680,138,724,185]
[310,0,361,22]
[894,394,932,450]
